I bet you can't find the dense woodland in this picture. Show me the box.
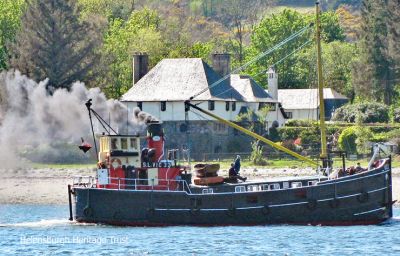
[0,0,399,113]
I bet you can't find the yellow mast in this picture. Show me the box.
[185,101,319,167]
[316,2,327,160]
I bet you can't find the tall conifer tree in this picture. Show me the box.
[10,0,100,91]
[354,0,399,105]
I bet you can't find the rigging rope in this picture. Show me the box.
[189,23,314,101]
[254,39,313,77]
[200,38,314,103]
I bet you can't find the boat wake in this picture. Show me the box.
[379,216,400,226]
[0,219,96,228]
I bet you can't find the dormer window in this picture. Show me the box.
[137,102,142,110]
[225,101,230,111]
[161,101,166,111]
[232,102,236,111]
[208,101,215,111]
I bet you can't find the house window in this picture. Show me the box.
[208,101,215,111]
[258,102,266,110]
[268,103,276,111]
[232,102,236,111]
[137,102,142,110]
[161,101,166,111]
[286,112,293,119]
[225,101,230,111]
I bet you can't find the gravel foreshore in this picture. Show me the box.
[0,167,399,205]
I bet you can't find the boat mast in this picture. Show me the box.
[315,2,328,165]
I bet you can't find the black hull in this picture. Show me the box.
[73,165,393,226]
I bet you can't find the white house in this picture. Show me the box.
[266,68,348,121]
[122,55,286,126]
[120,54,287,156]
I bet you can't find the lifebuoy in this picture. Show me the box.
[307,199,317,211]
[111,158,122,169]
[262,205,270,215]
[329,198,340,208]
[83,207,93,217]
[357,192,369,203]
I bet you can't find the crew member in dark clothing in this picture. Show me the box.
[231,156,247,182]
[234,155,241,174]
[229,163,236,178]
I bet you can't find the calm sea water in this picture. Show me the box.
[0,205,399,256]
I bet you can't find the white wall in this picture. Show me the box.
[125,100,285,126]
[284,108,319,120]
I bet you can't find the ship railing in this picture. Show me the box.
[72,176,96,188]
[71,176,191,193]
[109,177,192,193]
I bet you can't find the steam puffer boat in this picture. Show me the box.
[68,2,394,226]
[69,100,394,226]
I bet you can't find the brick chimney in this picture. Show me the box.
[211,53,231,85]
[133,53,149,85]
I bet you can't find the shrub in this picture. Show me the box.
[285,119,316,127]
[278,127,303,141]
[268,126,281,142]
[250,141,268,165]
[299,127,320,147]
[332,102,389,123]
[355,127,373,154]
[393,108,400,123]
[338,126,357,154]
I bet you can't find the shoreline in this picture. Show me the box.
[0,167,399,205]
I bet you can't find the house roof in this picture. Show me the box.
[121,58,243,102]
[230,74,277,103]
[277,88,348,110]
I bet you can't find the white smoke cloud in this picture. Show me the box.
[0,70,154,168]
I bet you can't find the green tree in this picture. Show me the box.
[100,8,164,98]
[353,0,399,105]
[78,0,136,21]
[246,9,345,88]
[10,0,101,91]
[0,0,26,70]
[295,41,358,100]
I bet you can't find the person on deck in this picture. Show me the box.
[233,156,247,182]
[234,155,241,174]
[355,162,365,173]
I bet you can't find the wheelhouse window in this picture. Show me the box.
[208,100,215,111]
[161,101,166,111]
[111,138,119,150]
[225,101,230,111]
[232,102,236,111]
[120,138,127,150]
[137,102,142,110]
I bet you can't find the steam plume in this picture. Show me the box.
[0,71,154,167]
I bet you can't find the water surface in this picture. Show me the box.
[1,205,399,255]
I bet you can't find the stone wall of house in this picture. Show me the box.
[159,120,253,160]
